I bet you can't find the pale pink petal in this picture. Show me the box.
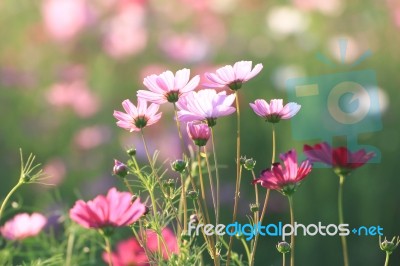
[243,63,263,81]
[137,90,167,104]
[280,102,301,119]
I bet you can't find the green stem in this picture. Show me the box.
[271,124,276,163]
[123,178,133,194]
[204,146,217,221]
[240,237,251,263]
[288,195,295,266]
[173,103,186,155]
[65,230,75,266]
[0,181,24,221]
[283,253,286,266]
[103,234,113,266]
[338,175,349,266]
[210,128,220,225]
[226,92,241,266]
[197,147,212,235]
[384,251,390,266]
[181,173,188,232]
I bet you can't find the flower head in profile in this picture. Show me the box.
[69,187,146,229]
[253,149,312,196]
[0,213,47,241]
[146,227,179,259]
[303,142,375,176]
[113,99,162,132]
[137,68,200,104]
[102,238,148,266]
[204,61,263,90]
[187,122,211,146]
[177,89,236,126]
[250,99,301,123]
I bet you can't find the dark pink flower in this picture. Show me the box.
[137,68,200,104]
[113,160,128,178]
[177,89,236,126]
[69,187,146,229]
[187,122,210,146]
[146,227,179,259]
[253,149,312,196]
[102,238,149,266]
[303,142,374,175]
[204,61,263,90]
[249,99,301,123]
[0,213,47,241]
[113,99,162,132]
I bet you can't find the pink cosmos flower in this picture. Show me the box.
[303,142,374,175]
[253,149,312,196]
[249,99,301,123]
[137,68,200,104]
[0,213,47,241]
[69,187,146,229]
[204,61,263,90]
[177,89,236,126]
[102,238,149,266]
[113,99,162,132]
[146,227,179,259]
[187,122,211,146]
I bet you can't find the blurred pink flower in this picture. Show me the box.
[102,238,149,266]
[249,99,301,123]
[388,0,400,28]
[42,0,93,42]
[113,99,162,132]
[138,68,200,104]
[46,81,99,118]
[43,158,66,186]
[204,61,263,90]
[303,142,374,175]
[177,89,236,126]
[102,4,147,58]
[70,187,146,229]
[74,125,111,150]
[160,33,209,63]
[146,227,179,259]
[187,122,210,146]
[0,213,47,241]
[254,149,312,196]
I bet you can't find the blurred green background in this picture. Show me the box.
[0,0,399,265]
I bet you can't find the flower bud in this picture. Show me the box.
[181,232,191,242]
[126,148,136,157]
[249,203,259,213]
[187,190,198,200]
[239,156,247,165]
[244,158,256,170]
[187,122,210,147]
[143,206,150,216]
[131,194,138,203]
[171,159,187,173]
[276,241,291,254]
[113,160,128,178]
[165,179,175,188]
[380,236,400,254]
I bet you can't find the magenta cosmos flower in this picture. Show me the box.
[137,68,200,104]
[253,149,312,196]
[102,238,149,266]
[204,61,263,90]
[303,142,375,176]
[187,122,211,146]
[177,89,236,126]
[113,99,162,132]
[146,227,179,259]
[0,213,47,241]
[69,187,146,229]
[249,99,301,123]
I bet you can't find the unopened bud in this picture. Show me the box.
[187,190,198,200]
[190,214,199,225]
[276,241,291,254]
[131,194,138,203]
[126,148,136,157]
[250,203,259,213]
[380,236,400,254]
[113,160,128,178]
[239,156,247,165]
[244,158,256,170]
[171,159,187,173]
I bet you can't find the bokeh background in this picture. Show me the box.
[0,0,399,265]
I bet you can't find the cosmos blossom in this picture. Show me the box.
[137,68,200,104]
[177,89,236,126]
[102,238,149,266]
[146,227,179,259]
[204,61,263,90]
[303,142,375,175]
[249,99,301,123]
[253,149,312,196]
[0,213,47,241]
[69,187,146,229]
[113,99,162,132]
